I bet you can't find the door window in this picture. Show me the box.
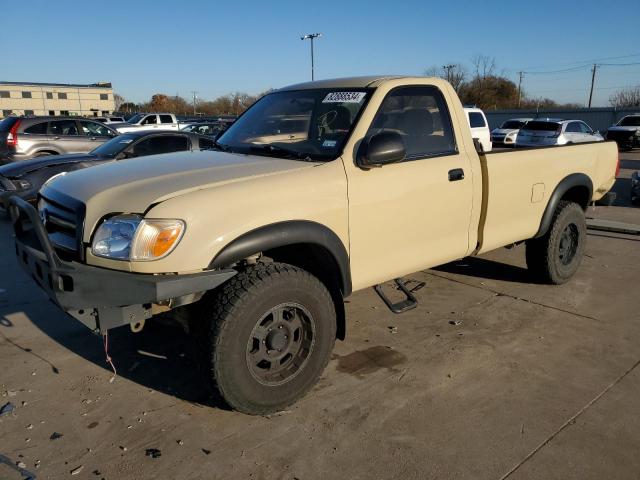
[141,115,158,125]
[79,120,116,137]
[25,122,49,134]
[565,122,581,133]
[578,122,593,134]
[366,86,457,159]
[468,112,486,128]
[50,120,80,136]
[159,115,174,124]
[132,135,190,156]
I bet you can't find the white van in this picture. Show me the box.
[464,107,492,152]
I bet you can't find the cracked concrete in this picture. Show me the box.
[0,151,639,479]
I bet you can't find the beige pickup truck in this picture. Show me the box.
[10,76,618,415]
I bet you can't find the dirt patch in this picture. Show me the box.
[333,346,407,378]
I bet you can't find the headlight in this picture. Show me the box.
[13,179,31,190]
[634,130,640,137]
[92,214,185,261]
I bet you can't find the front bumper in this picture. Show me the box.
[9,197,236,333]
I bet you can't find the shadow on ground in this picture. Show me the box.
[1,301,231,411]
[434,256,533,283]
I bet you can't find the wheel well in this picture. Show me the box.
[266,243,346,341]
[35,150,58,156]
[561,185,590,210]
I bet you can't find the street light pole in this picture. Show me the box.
[301,33,322,81]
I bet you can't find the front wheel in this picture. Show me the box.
[525,201,587,284]
[193,262,336,415]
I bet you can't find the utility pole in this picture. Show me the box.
[300,33,322,81]
[517,71,524,108]
[442,64,455,83]
[191,91,198,115]
[588,64,598,108]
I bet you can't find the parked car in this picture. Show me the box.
[631,171,640,205]
[94,116,126,124]
[464,107,492,152]
[10,76,617,415]
[605,115,640,150]
[490,118,533,147]
[180,122,229,137]
[0,116,119,164]
[112,113,181,133]
[0,131,214,210]
[516,119,603,147]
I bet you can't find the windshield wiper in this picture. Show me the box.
[249,144,316,162]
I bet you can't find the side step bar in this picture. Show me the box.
[374,278,421,314]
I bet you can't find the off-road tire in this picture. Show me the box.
[525,201,586,285]
[193,262,336,415]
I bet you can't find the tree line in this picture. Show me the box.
[425,55,582,110]
[113,55,640,114]
[115,91,269,116]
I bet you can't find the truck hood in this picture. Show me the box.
[0,153,98,178]
[43,149,317,230]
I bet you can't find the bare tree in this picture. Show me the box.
[609,85,640,107]
[424,64,467,93]
[470,54,496,79]
[113,93,125,111]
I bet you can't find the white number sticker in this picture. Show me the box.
[322,92,366,103]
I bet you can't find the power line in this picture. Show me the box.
[516,52,640,71]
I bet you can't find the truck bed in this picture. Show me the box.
[476,141,618,254]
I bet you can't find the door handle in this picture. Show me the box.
[90,136,97,140]
[52,136,60,140]
[448,168,465,181]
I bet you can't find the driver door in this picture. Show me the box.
[345,85,475,289]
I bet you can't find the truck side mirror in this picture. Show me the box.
[357,131,406,169]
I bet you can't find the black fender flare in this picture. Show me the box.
[209,220,352,296]
[534,173,593,238]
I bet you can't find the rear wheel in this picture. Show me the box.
[193,262,336,415]
[526,201,586,284]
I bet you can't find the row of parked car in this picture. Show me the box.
[489,114,640,150]
[0,113,235,209]
[487,114,640,205]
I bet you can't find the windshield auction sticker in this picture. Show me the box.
[322,92,366,103]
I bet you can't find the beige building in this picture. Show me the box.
[0,81,116,118]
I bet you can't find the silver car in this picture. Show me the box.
[516,119,603,147]
[490,118,532,147]
[0,116,118,164]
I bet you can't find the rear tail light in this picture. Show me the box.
[615,152,620,178]
[6,119,21,147]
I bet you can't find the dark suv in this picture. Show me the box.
[0,116,118,164]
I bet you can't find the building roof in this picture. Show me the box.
[0,81,112,89]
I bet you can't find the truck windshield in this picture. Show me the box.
[216,88,371,161]
[90,134,137,156]
[127,114,144,124]
[618,116,640,127]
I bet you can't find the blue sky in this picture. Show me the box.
[2,0,639,107]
